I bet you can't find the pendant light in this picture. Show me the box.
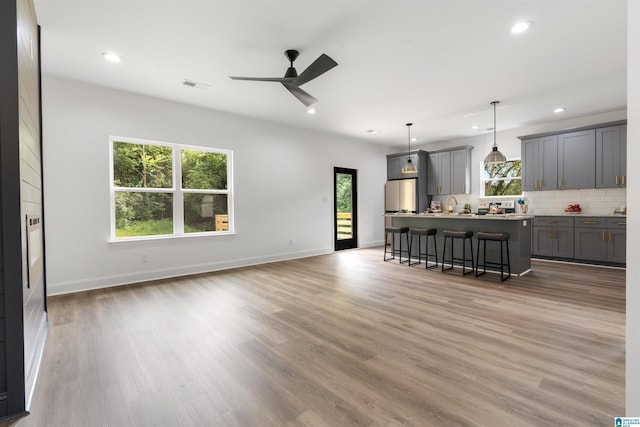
[401,123,417,174]
[484,101,507,165]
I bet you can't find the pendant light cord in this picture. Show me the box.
[492,101,498,147]
[406,123,412,155]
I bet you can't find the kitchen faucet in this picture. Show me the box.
[446,195,458,214]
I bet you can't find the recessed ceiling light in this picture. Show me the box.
[102,52,121,62]
[366,129,379,134]
[511,21,532,34]
[471,124,480,130]
[307,108,316,115]
[554,107,566,113]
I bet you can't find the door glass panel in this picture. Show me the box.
[335,173,353,240]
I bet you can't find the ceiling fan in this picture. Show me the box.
[229,49,338,107]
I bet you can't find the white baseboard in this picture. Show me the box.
[47,247,333,296]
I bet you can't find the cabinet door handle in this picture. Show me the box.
[622,176,625,186]
[609,232,612,241]
[546,220,559,223]
[616,176,619,185]
[548,229,551,238]
[618,222,626,225]
[602,231,605,241]
[583,221,598,225]
[558,179,563,189]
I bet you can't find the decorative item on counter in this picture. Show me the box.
[430,200,442,213]
[564,203,581,213]
[517,198,528,214]
[463,203,472,214]
[613,206,627,215]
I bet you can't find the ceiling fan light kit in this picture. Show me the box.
[229,49,338,106]
[484,101,507,165]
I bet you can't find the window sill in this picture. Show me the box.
[108,231,235,244]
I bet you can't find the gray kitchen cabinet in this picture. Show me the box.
[574,218,608,262]
[427,147,471,195]
[574,217,626,264]
[557,129,596,189]
[596,125,627,188]
[606,217,627,264]
[521,135,557,191]
[450,148,470,194]
[387,152,419,180]
[532,217,574,258]
[427,151,450,194]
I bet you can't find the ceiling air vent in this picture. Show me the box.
[182,79,210,90]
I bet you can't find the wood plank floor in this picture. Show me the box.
[14,248,625,426]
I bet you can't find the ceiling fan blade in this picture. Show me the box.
[282,82,318,106]
[293,54,338,86]
[229,76,295,82]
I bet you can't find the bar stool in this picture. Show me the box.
[384,226,410,263]
[408,228,438,269]
[475,232,511,281]
[441,230,474,275]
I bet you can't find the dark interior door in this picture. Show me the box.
[334,167,357,251]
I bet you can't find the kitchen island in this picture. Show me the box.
[387,213,534,275]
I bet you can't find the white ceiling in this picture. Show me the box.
[34,0,628,146]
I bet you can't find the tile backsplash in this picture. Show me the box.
[523,188,626,215]
[432,187,626,215]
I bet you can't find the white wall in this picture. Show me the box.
[627,0,639,415]
[42,76,388,295]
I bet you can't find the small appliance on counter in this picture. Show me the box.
[476,200,515,215]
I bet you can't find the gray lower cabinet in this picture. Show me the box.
[595,125,627,188]
[574,217,626,263]
[532,217,574,258]
[557,129,596,189]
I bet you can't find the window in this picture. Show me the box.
[481,159,522,197]
[110,136,232,240]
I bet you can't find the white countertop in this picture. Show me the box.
[532,213,626,218]
[386,213,534,221]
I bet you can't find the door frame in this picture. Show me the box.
[334,167,358,251]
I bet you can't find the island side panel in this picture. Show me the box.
[389,216,532,275]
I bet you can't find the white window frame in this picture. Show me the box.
[479,158,523,199]
[109,136,234,241]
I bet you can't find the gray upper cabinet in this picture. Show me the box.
[596,125,627,188]
[519,120,625,192]
[521,135,557,191]
[557,129,596,190]
[427,147,471,195]
[387,152,418,180]
[450,149,470,194]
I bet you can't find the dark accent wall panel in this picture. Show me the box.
[0,0,47,421]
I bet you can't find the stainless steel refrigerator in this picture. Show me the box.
[385,179,418,213]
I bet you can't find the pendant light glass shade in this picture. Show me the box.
[484,101,507,165]
[401,123,417,174]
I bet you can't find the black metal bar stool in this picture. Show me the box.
[384,226,410,263]
[475,231,511,281]
[408,228,438,269]
[441,230,474,275]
